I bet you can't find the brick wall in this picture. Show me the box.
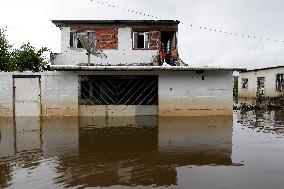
[149,31,160,50]
[70,27,118,50]
[96,28,118,50]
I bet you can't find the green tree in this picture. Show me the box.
[0,28,15,71]
[0,27,49,72]
[12,43,49,72]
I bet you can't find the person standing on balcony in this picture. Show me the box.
[160,43,166,64]
[170,47,178,66]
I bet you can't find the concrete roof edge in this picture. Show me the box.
[48,65,246,72]
[51,20,180,27]
[240,65,284,73]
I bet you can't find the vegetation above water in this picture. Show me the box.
[0,28,49,72]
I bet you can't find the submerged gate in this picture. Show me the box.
[78,75,158,106]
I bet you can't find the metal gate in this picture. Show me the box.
[78,75,158,105]
[13,76,41,117]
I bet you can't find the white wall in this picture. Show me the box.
[0,70,233,117]
[52,27,158,66]
[0,72,13,117]
[41,71,78,117]
[0,71,78,117]
[159,71,233,116]
[239,67,284,98]
[238,71,257,98]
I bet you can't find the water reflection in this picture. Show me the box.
[0,118,14,189]
[158,117,232,166]
[0,116,233,188]
[237,110,284,135]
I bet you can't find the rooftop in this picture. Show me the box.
[48,65,246,72]
[241,65,284,72]
[51,20,180,27]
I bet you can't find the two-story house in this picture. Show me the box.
[51,20,179,66]
[0,20,244,118]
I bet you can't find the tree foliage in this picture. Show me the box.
[12,43,49,72]
[0,28,49,72]
[0,28,14,71]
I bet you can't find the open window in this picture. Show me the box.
[276,74,284,92]
[70,31,96,49]
[257,77,265,96]
[241,78,248,89]
[133,32,149,49]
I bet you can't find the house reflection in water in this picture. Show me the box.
[0,117,44,188]
[0,116,232,188]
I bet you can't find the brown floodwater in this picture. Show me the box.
[0,111,284,189]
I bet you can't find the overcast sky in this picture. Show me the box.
[1,0,284,69]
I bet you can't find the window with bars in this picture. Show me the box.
[79,76,158,105]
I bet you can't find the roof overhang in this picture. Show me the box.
[48,65,246,72]
[51,20,180,27]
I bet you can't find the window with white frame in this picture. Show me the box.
[276,73,284,92]
[133,32,149,49]
[70,31,95,48]
[241,78,248,89]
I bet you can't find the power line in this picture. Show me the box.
[91,0,160,19]
[91,0,284,44]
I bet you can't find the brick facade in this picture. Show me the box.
[70,27,118,50]
[96,28,118,50]
[149,31,160,50]
[70,27,177,51]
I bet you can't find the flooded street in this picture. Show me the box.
[0,111,284,189]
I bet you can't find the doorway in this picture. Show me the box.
[160,31,177,64]
[13,76,41,117]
